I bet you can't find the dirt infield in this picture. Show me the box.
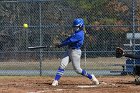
[0,76,140,93]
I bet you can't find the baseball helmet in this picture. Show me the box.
[73,18,84,28]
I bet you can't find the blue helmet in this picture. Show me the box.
[73,18,84,28]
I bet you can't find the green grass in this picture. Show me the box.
[0,57,125,70]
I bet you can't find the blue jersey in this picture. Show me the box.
[60,30,84,49]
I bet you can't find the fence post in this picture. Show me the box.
[132,0,136,67]
[39,2,43,76]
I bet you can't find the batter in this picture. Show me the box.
[52,18,99,86]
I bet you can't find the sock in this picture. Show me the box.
[81,70,92,79]
[54,68,64,81]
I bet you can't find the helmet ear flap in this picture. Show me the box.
[78,25,84,30]
[80,23,85,29]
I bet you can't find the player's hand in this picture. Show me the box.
[116,47,124,58]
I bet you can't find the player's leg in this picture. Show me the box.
[52,51,70,86]
[70,49,99,85]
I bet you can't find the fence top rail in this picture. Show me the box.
[0,0,61,3]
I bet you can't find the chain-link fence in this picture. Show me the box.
[0,0,140,76]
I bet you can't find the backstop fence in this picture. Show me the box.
[0,0,140,76]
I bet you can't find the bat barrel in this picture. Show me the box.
[28,46,53,49]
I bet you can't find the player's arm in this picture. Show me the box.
[59,34,81,47]
[116,47,140,59]
[124,54,140,59]
[55,36,75,48]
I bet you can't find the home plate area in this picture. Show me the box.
[27,81,125,93]
[27,83,117,93]
[1,76,140,93]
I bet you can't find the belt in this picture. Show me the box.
[68,47,79,49]
[68,47,75,49]
[71,48,76,49]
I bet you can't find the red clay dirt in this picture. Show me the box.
[0,76,140,93]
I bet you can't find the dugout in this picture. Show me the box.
[110,33,140,75]
[121,33,140,75]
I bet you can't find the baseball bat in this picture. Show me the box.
[28,45,53,49]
